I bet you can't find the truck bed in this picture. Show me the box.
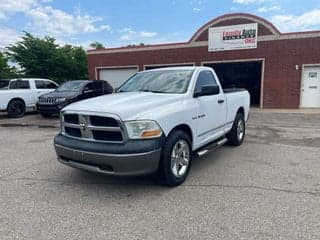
[223,88,247,94]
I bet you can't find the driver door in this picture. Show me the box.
[194,70,227,146]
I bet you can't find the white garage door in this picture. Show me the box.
[99,68,138,88]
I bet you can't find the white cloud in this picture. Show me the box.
[140,31,157,38]
[233,0,264,4]
[232,0,263,4]
[0,0,38,19]
[27,6,111,36]
[258,5,280,13]
[119,28,158,42]
[193,7,201,12]
[270,9,320,32]
[0,26,21,49]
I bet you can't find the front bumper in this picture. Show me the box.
[54,134,164,176]
[37,103,61,114]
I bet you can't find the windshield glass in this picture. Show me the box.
[56,81,86,92]
[118,69,194,94]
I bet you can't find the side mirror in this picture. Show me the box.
[194,85,220,98]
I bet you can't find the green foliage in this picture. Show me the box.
[89,41,105,49]
[7,32,88,83]
[0,52,19,79]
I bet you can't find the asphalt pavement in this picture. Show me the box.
[0,110,319,240]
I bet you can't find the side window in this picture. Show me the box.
[83,82,94,91]
[92,81,102,90]
[19,81,30,89]
[103,81,113,93]
[44,81,58,89]
[35,80,45,89]
[9,81,17,89]
[194,70,217,93]
[10,80,30,89]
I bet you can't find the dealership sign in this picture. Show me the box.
[208,23,258,52]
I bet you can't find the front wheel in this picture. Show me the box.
[227,112,245,146]
[7,99,26,118]
[159,130,192,186]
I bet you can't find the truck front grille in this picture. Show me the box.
[62,113,124,143]
[64,114,79,124]
[39,97,57,104]
[65,126,81,138]
[90,116,119,127]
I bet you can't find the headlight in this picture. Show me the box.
[56,98,66,103]
[125,120,162,139]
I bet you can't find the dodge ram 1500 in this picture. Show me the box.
[54,67,250,186]
[0,78,58,117]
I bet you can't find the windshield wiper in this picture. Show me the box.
[140,89,167,93]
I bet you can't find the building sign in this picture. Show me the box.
[208,23,258,52]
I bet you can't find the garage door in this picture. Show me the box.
[204,61,262,107]
[99,68,138,88]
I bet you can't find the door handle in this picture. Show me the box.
[218,99,225,104]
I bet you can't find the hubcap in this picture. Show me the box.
[237,119,244,141]
[170,140,190,178]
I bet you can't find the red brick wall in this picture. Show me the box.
[88,36,320,108]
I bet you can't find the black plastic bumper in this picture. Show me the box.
[54,134,166,176]
[36,103,61,114]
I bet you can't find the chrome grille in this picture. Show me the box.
[39,97,57,104]
[62,113,124,142]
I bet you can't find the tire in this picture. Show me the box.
[7,99,26,118]
[40,113,52,118]
[227,112,245,146]
[159,130,192,187]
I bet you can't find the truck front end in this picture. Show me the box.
[54,110,165,176]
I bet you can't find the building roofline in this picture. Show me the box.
[87,13,320,55]
[189,12,281,42]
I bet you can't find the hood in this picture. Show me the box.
[63,92,184,120]
[40,90,78,99]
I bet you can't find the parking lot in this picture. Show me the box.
[0,109,320,240]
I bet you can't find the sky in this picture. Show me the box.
[1,0,320,50]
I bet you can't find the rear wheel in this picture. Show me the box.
[227,112,245,146]
[159,130,192,186]
[7,99,26,118]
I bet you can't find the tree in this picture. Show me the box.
[0,52,18,79]
[7,32,88,83]
[89,41,105,49]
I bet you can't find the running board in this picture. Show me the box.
[196,137,228,157]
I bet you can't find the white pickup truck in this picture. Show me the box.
[54,67,250,186]
[0,78,58,117]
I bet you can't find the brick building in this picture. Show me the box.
[87,13,320,108]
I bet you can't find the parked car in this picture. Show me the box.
[0,78,58,118]
[0,79,10,90]
[37,80,113,117]
[54,67,250,186]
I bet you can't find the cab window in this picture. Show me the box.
[44,81,58,89]
[10,80,30,89]
[35,80,45,89]
[194,70,218,93]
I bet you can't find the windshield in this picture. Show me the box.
[118,69,194,94]
[56,81,86,92]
